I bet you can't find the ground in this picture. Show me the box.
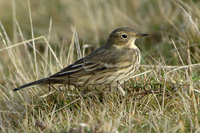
[0,0,200,132]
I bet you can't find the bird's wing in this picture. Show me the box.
[49,47,134,79]
[49,58,117,79]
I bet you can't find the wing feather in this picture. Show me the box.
[49,47,134,79]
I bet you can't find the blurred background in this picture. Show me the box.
[0,0,199,61]
[0,0,199,64]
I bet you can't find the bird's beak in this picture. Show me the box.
[135,33,148,38]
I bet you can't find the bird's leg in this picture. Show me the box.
[117,85,125,96]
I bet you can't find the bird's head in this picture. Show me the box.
[105,27,148,49]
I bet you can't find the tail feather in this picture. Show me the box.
[13,78,50,91]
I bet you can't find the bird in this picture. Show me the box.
[13,27,148,96]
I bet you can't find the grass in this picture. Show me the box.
[0,0,200,132]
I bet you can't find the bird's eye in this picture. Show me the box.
[121,34,127,38]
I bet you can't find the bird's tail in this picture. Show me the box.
[13,78,52,91]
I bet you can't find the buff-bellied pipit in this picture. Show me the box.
[14,27,148,96]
